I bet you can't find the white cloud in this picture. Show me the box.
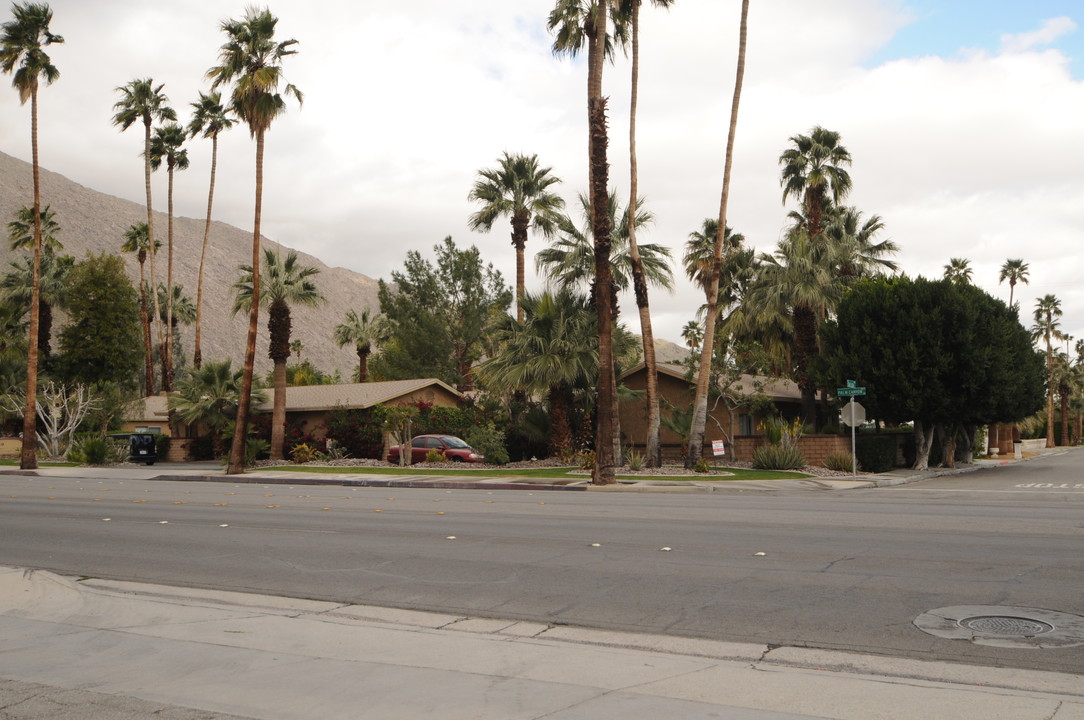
[1000,16,1077,54]
[3,0,1083,347]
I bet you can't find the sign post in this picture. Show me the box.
[837,382,866,477]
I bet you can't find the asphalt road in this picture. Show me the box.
[1,452,1081,675]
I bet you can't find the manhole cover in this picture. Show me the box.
[959,615,1054,637]
[914,605,1084,649]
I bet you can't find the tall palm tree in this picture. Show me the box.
[999,258,1029,309]
[1032,294,1062,449]
[477,289,598,458]
[467,152,564,323]
[822,206,897,282]
[548,0,630,484]
[1,1,62,469]
[683,218,751,303]
[8,204,60,253]
[233,249,323,461]
[681,320,702,352]
[148,122,188,391]
[112,78,175,389]
[0,298,27,388]
[687,0,749,467]
[625,0,674,466]
[334,308,384,382]
[943,257,972,285]
[120,222,160,395]
[536,191,672,293]
[187,91,235,369]
[208,7,302,474]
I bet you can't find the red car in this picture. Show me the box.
[387,434,485,464]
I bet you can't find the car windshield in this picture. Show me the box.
[441,436,470,449]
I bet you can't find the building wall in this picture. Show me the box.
[732,434,851,466]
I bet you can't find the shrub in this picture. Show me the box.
[572,450,595,470]
[692,456,712,473]
[858,433,901,473]
[424,448,447,463]
[625,449,644,471]
[155,433,171,459]
[466,423,509,465]
[752,444,805,470]
[290,443,319,464]
[822,452,858,473]
[324,439,348,460]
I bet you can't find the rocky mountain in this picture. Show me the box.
[0,150,379,381]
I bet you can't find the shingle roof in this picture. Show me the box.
[253,378,464,412]
[625,362,802,402]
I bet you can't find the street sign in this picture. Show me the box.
[837,387,866,397]
[846,380,857,388]
[840,401,866,427]
[711,439,726,457]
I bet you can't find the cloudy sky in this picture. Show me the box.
[2,0,1082,347]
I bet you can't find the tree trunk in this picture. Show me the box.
[164,162,175,391]
[20,88,42,470]
[511,209,529,323]
[1045,339,1055,448]
[1060,385,1070,446]
[958,424,975,465]
[194,133,219,370]
[792,303,818,428]
[912,420,934,471]
[138,264,154,394]
[687,0,749,467]
[228,129,265,475]
[144,117,163,391]
[628,0,661,468]
[587,0,615,485]
[940,423,957,469]
[357,348,369,383]
[549,382,573,459]
[271,358,287,460]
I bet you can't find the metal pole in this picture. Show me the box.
[850,397,857,477]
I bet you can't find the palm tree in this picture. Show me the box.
[683,218,752,303]
[290,339,302,362]
[8,204,60,253]
[208,7,302,474]
[233,249,323,461]
[625,0,674,467]
[0,298,27,388]
[943,257,973,285]
[187,91,235,369]
[1,1,62,469]
[169,360,266,459]
[823,207,897,281]
[467,152,564,323]
[112,78,175,387]
[120,222,160,394]
[157,282,195,348]
[148,122,188,391]
[779,126,852,242]
[999,258,1029,309]
[687,0,749,467]
[548,0,630,484]
[0,249,70,365]
[477,289,598,458]
[536,191,672,294]
[681,320,702,351]
[1032,294,1062,449]
[334,308,385,383]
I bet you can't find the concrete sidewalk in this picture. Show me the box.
[0,453,1028,493]
[1,567,1082,720]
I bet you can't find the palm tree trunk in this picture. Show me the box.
[20,88,42,470]
[549,382,573,458]
[628,0,661,468]
[588,0,616,485]
[139,265,154,394]
[688,0,749,467]
[228,128,265,474]
[1046,340,1055,448]
[1060,385,1069,446]
[271,358,287,460]
[194,133,219,370]
[144,118,164,390]
[357,348,369,383]
[164,162,175,391]
[511,210,529,324]
[793,303,818,426]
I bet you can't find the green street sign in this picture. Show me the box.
[846,380,857,388]
[837,387,866,397]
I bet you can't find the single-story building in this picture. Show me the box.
[139,378,466,461]
[619,362,849,464]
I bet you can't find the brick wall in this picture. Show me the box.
[732,434,850,466]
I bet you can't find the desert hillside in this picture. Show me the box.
[0,150,380,380]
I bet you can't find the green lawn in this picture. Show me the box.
[0,460,79,467]
[258,464,811,482]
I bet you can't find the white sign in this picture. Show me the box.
[840,401,866,427]
[711,439,726,456]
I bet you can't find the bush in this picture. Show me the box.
[424,448,447,463]
[465,423,509,465]
[572,450,595,470]
[625,449,644,471]
[290,443,319,463]
[822,451,858,473]
[155,433,171,459]
[856,434,898,473]
[692,456,712,473]
[752,444,805,470]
